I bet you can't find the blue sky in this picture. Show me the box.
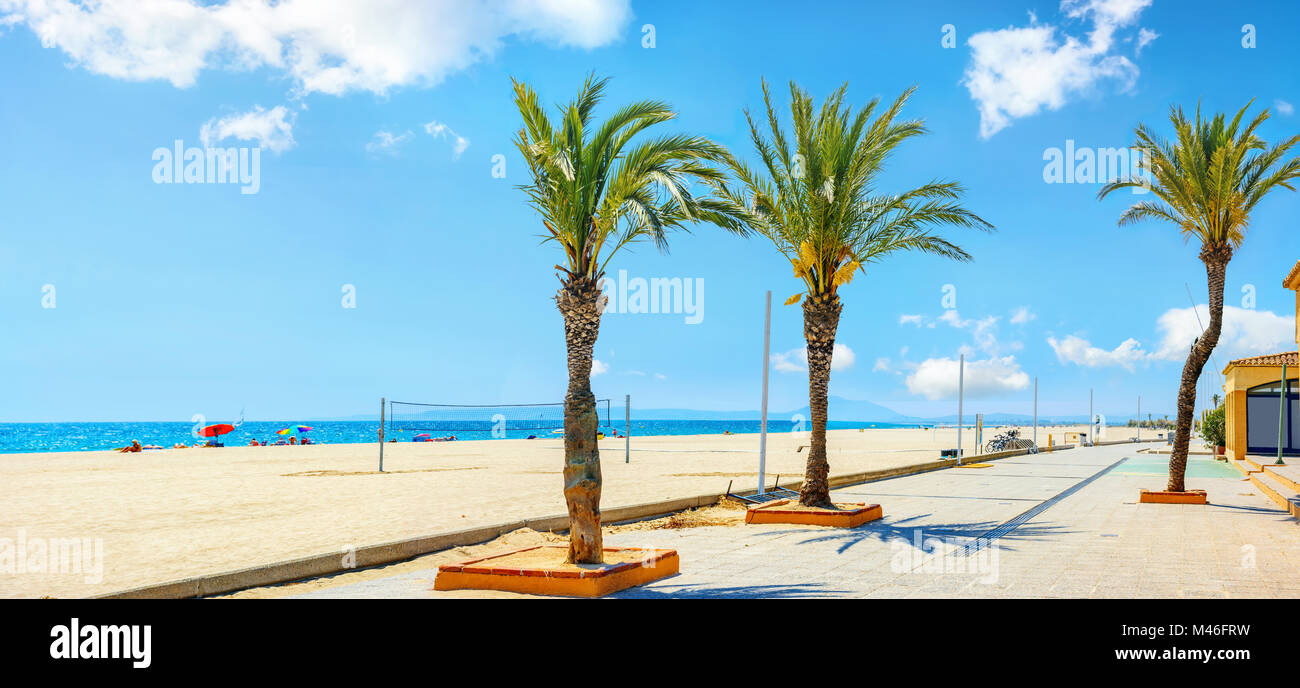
[1,0,1297,423]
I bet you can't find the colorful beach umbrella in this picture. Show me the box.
[292,425,312,433]
[199,423,235,438]
[276,428,292,435]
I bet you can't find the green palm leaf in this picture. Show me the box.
[718,80,992,296]
[512,74,750,284]
[1100,101,1300,249]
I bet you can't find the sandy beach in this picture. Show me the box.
[0,424,1146,598]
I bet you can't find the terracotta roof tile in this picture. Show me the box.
[1284,260,1300,289]
[1225,351,1299,369]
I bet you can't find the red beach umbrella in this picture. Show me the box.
[199,423,235,438]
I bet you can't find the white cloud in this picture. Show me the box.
[0,0,631,95]
[200,105,295,152]
[1151,305,1294,362]
[1045,305,1293,371]
[772,344,856,373]
[898,309,1012,356]
[831,344,856,371]
[1047,334,1148,370]
[424,120,470,159]
[591,359,608,376]
[872,357,891,373]
[962,0,1150,138]
[771,350,802,373]
[365,129,413,155]
[1135,27,1158,55]
[1276,99,1295,116]
[1010,306,1036,324]
[939,310,1001,354]
[654,373,666,380]
[905,355,1030,400]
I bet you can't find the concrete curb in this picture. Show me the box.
[1094,438,1167,447]
[92,440,1114,599]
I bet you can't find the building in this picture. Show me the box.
[1222,260,1300,460]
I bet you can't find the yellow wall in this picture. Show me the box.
[1223,365,1297,460]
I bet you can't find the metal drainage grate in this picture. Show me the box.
[725,477,800,504]
[954,457,1128,557]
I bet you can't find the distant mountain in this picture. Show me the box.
[638,397,917,423]
[786,397,916,423]
[637,398,1154,426]
[320,397,1159,426]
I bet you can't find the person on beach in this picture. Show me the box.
[118,440,142,453]
[248,439,260,446]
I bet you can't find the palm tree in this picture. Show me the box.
[716,81,992,507]
[1099,102,1300,492]
[512,74,747,563]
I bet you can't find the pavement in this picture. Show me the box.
[285,444,1300,599]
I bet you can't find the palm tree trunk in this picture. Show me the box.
[1168,245,1232,492]
[556,278,604,563]
[799,293,842,508]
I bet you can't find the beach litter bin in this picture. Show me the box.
[940,448,958,458]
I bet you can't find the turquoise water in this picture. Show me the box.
[1115,455,1243,479]
[0,420,920,454]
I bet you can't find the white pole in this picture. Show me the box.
[1033,377,1038,452]
[1278,365,1287,465]
[625,394,630,463]
[957,353,964,464]
[378,397,385,472]
[758,291,772,494]
[1089,388,1094,447]
[1137,395,1141,442]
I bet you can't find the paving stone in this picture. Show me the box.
[289,444,1300,599]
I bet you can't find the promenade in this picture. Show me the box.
[271,444,1300,599]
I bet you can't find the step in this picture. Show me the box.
[1262,463,1300,493]
[1241,455,1295,472]
[1247,471,1300,520]
[1232,459,1260,477]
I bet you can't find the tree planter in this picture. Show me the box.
[433,545,677,598]
[1139,489,1207,505]
[744,499,882,528]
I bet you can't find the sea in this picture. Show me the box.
[0,419,924,454]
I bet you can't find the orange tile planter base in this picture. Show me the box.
[744,499,883,528]
[433,545,678,598]
[1139,489,1207,504]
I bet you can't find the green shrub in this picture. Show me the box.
[1201,404,1226,448]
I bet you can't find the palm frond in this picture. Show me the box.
[719,81,991,297]
[513,75,749,282]
[1101,101,1300,251]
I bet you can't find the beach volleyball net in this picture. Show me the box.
[384,399,613,441]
